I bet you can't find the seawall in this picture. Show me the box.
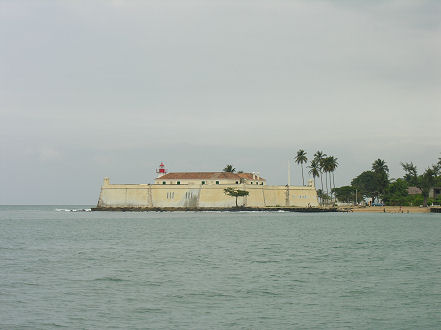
[96,179,320,210]
[92,206,336,212]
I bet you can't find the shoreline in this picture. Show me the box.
[91,206,338,212]
[341,206,433,213]
[91,206,440,213]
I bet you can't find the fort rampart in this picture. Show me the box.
[96,178,319,209]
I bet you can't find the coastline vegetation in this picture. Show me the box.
[333,155,441,207]
[296,150,338,205]
[222,153,440,208]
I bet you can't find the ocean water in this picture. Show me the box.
[0,206,440,329]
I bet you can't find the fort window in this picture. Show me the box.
[235,181,239,184]
[177,181,180,185]
[216,181,219,184]
[202,181,205,185]
[162,181,166,185]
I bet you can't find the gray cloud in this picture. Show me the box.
[1,0,440,203]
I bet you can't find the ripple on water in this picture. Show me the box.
[0,208,441,329]
[93,277,126,282]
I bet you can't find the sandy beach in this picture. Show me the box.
[343,206,431,213]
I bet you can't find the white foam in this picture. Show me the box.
[55,208,92,212]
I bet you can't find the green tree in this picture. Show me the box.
[372,158,389,173]
[372,159,389,198]
[308,159,320,188]
[401,162,418,186]
[224,187,249,207]
[351,171,378,203]
[383,179,409,206]
[401,156,440,207]
[332,186,356,203]
[329,156,338,201]
[322,156,334,199]
[418,168,436,207]
[316,189,329,204]
[295,149,308,186]
[223,164,236,173]
[314,151,326,193]
[432,163,440,177]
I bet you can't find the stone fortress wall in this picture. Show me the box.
[97,178,319,209]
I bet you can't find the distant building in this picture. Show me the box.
[407,187,422,195]
[430,187,441,199]
[407,186,441,200]
[95,163,318,209]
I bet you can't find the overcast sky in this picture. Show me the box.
[1,0,440,204]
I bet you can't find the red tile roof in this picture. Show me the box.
[157,172,266,181]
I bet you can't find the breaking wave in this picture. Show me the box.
[55,208,92,212]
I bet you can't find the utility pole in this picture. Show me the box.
[288,160,291,186]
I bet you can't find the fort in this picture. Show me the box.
[94,163,320,211]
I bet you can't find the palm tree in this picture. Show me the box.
[372,159,389,200]
[308,159,321,204]
[372,159,389,174]
[322,156,333,203]
[314,151,326,194]
[223,164,236,173]
[308,159,320,188]
[328,156,338,202]
[295,149,308,186]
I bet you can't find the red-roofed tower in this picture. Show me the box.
[156,162,168,178]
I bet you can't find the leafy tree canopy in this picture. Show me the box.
[224,187,249,207]
[417,168,436,206]
[295,149,307,164]
[223,165,236,173]
[382,178,409,206]
[295,149,308,186]
[332,186,356,203]
[401,162,418,186]
[351,170,378,202]
[371,159,389,195]
[308,159,320,179]
[372,158,389,174]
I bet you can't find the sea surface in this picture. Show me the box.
[0,206,440,329]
